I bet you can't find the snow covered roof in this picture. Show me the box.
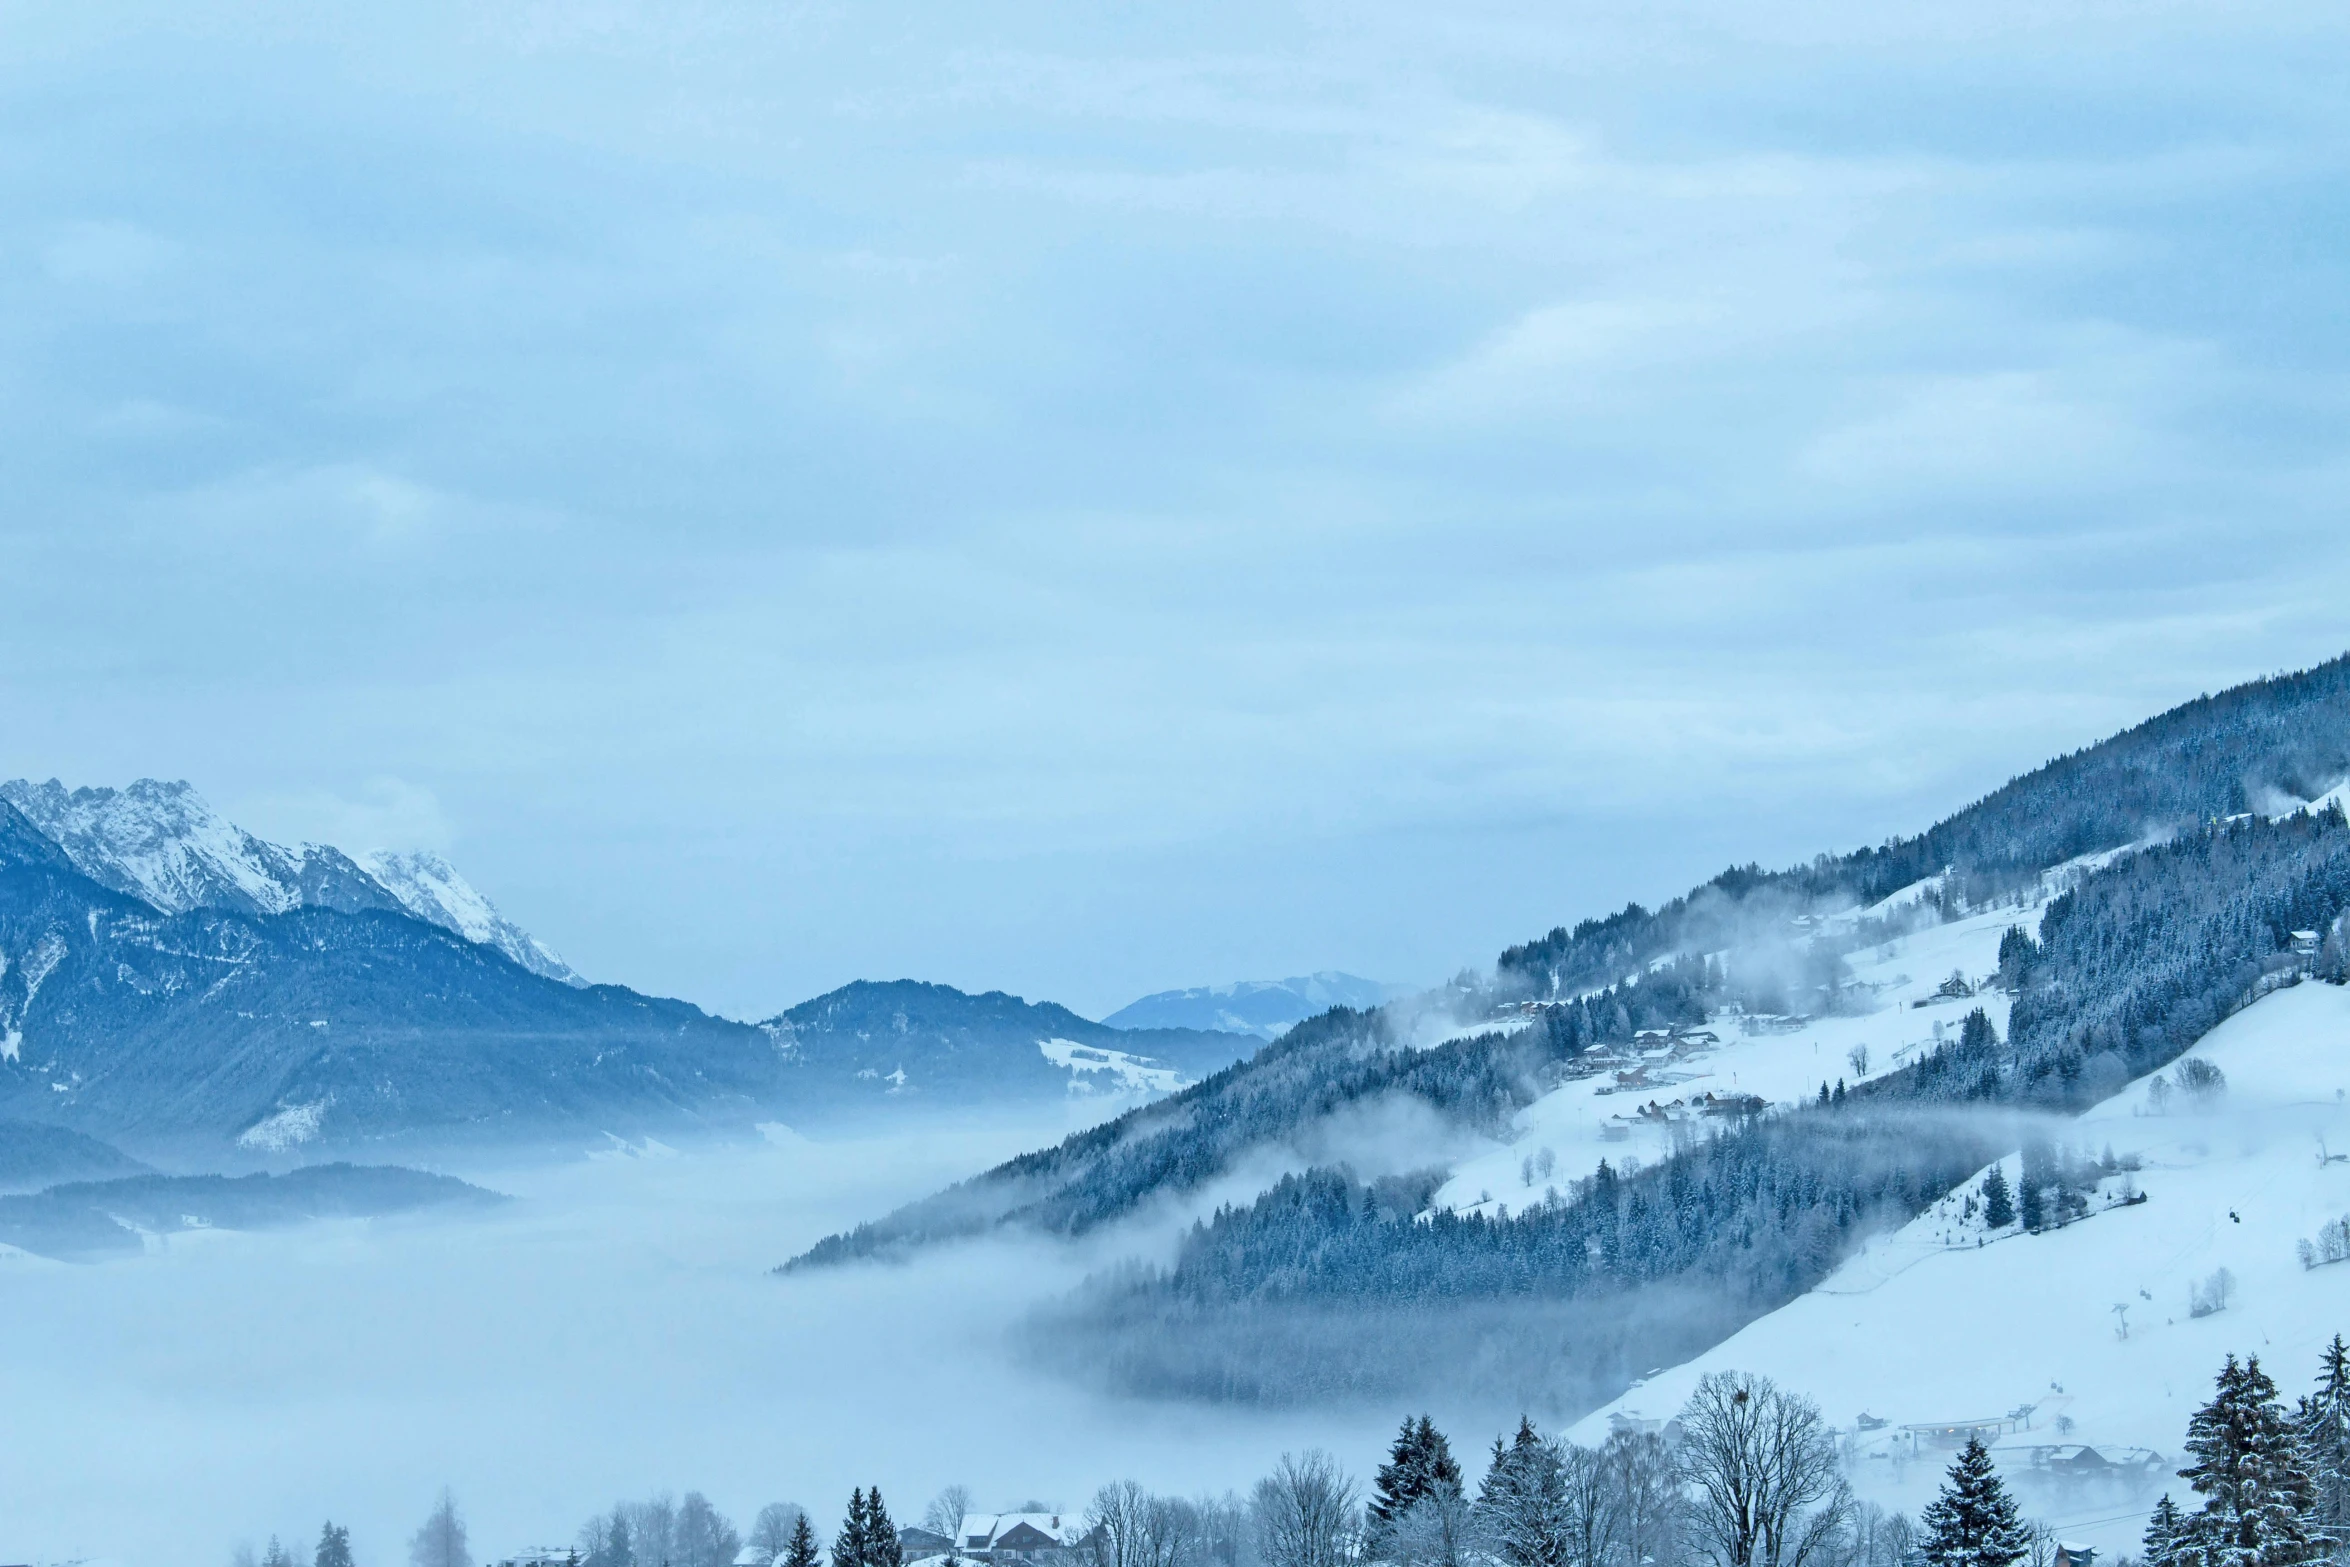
[959,1514,1086,1551]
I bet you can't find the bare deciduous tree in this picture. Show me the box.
[1558,1442,1622,1567]
[1601,1429,1683,1567]
[927,1489,977,1550]
[1676,1372,1851,1567]
[1253,1452,1360,1567]
[1091,1483,1207,1567]
[1191,1493,1260,1567]
[410,1489,475,1567]
[678,1491,743,1567]
[1094,1482,1159,1567]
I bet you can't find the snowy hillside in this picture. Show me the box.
[359,849,581,985]
[0,778,579,983]
[1432,898,2029,1218]
[1573,978,2350,1560]
[1104,972,1409,1039]
[0,777,396,919]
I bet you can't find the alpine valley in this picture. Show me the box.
[19,658,2350,1566]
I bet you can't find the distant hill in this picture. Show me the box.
[0,1122,151,1194]
[0,1162,503,1261]
[761,979,1254,1105]
[1103,972,1410,1040]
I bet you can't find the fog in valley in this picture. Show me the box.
[0,1109,1516,1566]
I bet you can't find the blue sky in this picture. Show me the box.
[4,1,2347,1019]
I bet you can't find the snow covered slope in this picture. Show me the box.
[0,778,395,919]
[1104,972,1410,1040]
[1432,898,2028,1217]
[358,849,580,985]
[0,778,579,983]
[1572,978,2350,1561]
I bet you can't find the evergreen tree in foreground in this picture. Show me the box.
[785,1512,824,1567]
[2146,1495,2186,1567]
[1475,1418,1569,1567]
[2302,1336,2350,1563]
[316,1522,356,1567]
[867,1489,903,1567]
[1921,1436,2028,1567]
[1981,1165,2015,1231]
[2179,1355,2320,1567]
[835,1490,873,1567]
[1372,1415,1465,1534]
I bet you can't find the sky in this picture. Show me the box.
[3,0,2348,1021]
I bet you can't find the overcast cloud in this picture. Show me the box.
[3,0,2346,1018]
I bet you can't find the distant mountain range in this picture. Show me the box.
[0,783,1257,1152]
[762,980,1252,1102]
[0,779,579,984]
[1103,972,1409,1040]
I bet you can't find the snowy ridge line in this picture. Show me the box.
[0,777,582,985]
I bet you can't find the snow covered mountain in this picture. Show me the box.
[0,802,777,1152]
[1102,971,1409,1039]
[0,778,580,984]
[357,848,579,985]
[1574,978,2350,1563]
[796,652,2350,1420]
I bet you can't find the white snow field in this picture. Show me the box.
[1574,978,2350,1559]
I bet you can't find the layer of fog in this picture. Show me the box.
[0,1108,1512,1566]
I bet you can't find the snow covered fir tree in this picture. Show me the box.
[1920,1438,2027,1567]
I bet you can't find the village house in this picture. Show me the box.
[945,1513,1099,1566]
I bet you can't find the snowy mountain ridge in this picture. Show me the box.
[357,847,578,985]
[1103,971,1409,1039]
[0,778,580,985]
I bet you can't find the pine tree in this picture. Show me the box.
[1373,1415,1464,1534]
[265,1537,297,1567]
[785,1513,823,1567]
[1981,1165,2015,1230]
[2302,1337,2350,1562]
[1920,1436,2028,1567]
[867,1489,903,1567]
[836,1491,871,1567]
[316,1522,356,1567]
[2179,1354,2320,1567]
[2146,1495,2186,1567]
[1475,1419,1569,1567]
[2018,1141,2048,1233]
